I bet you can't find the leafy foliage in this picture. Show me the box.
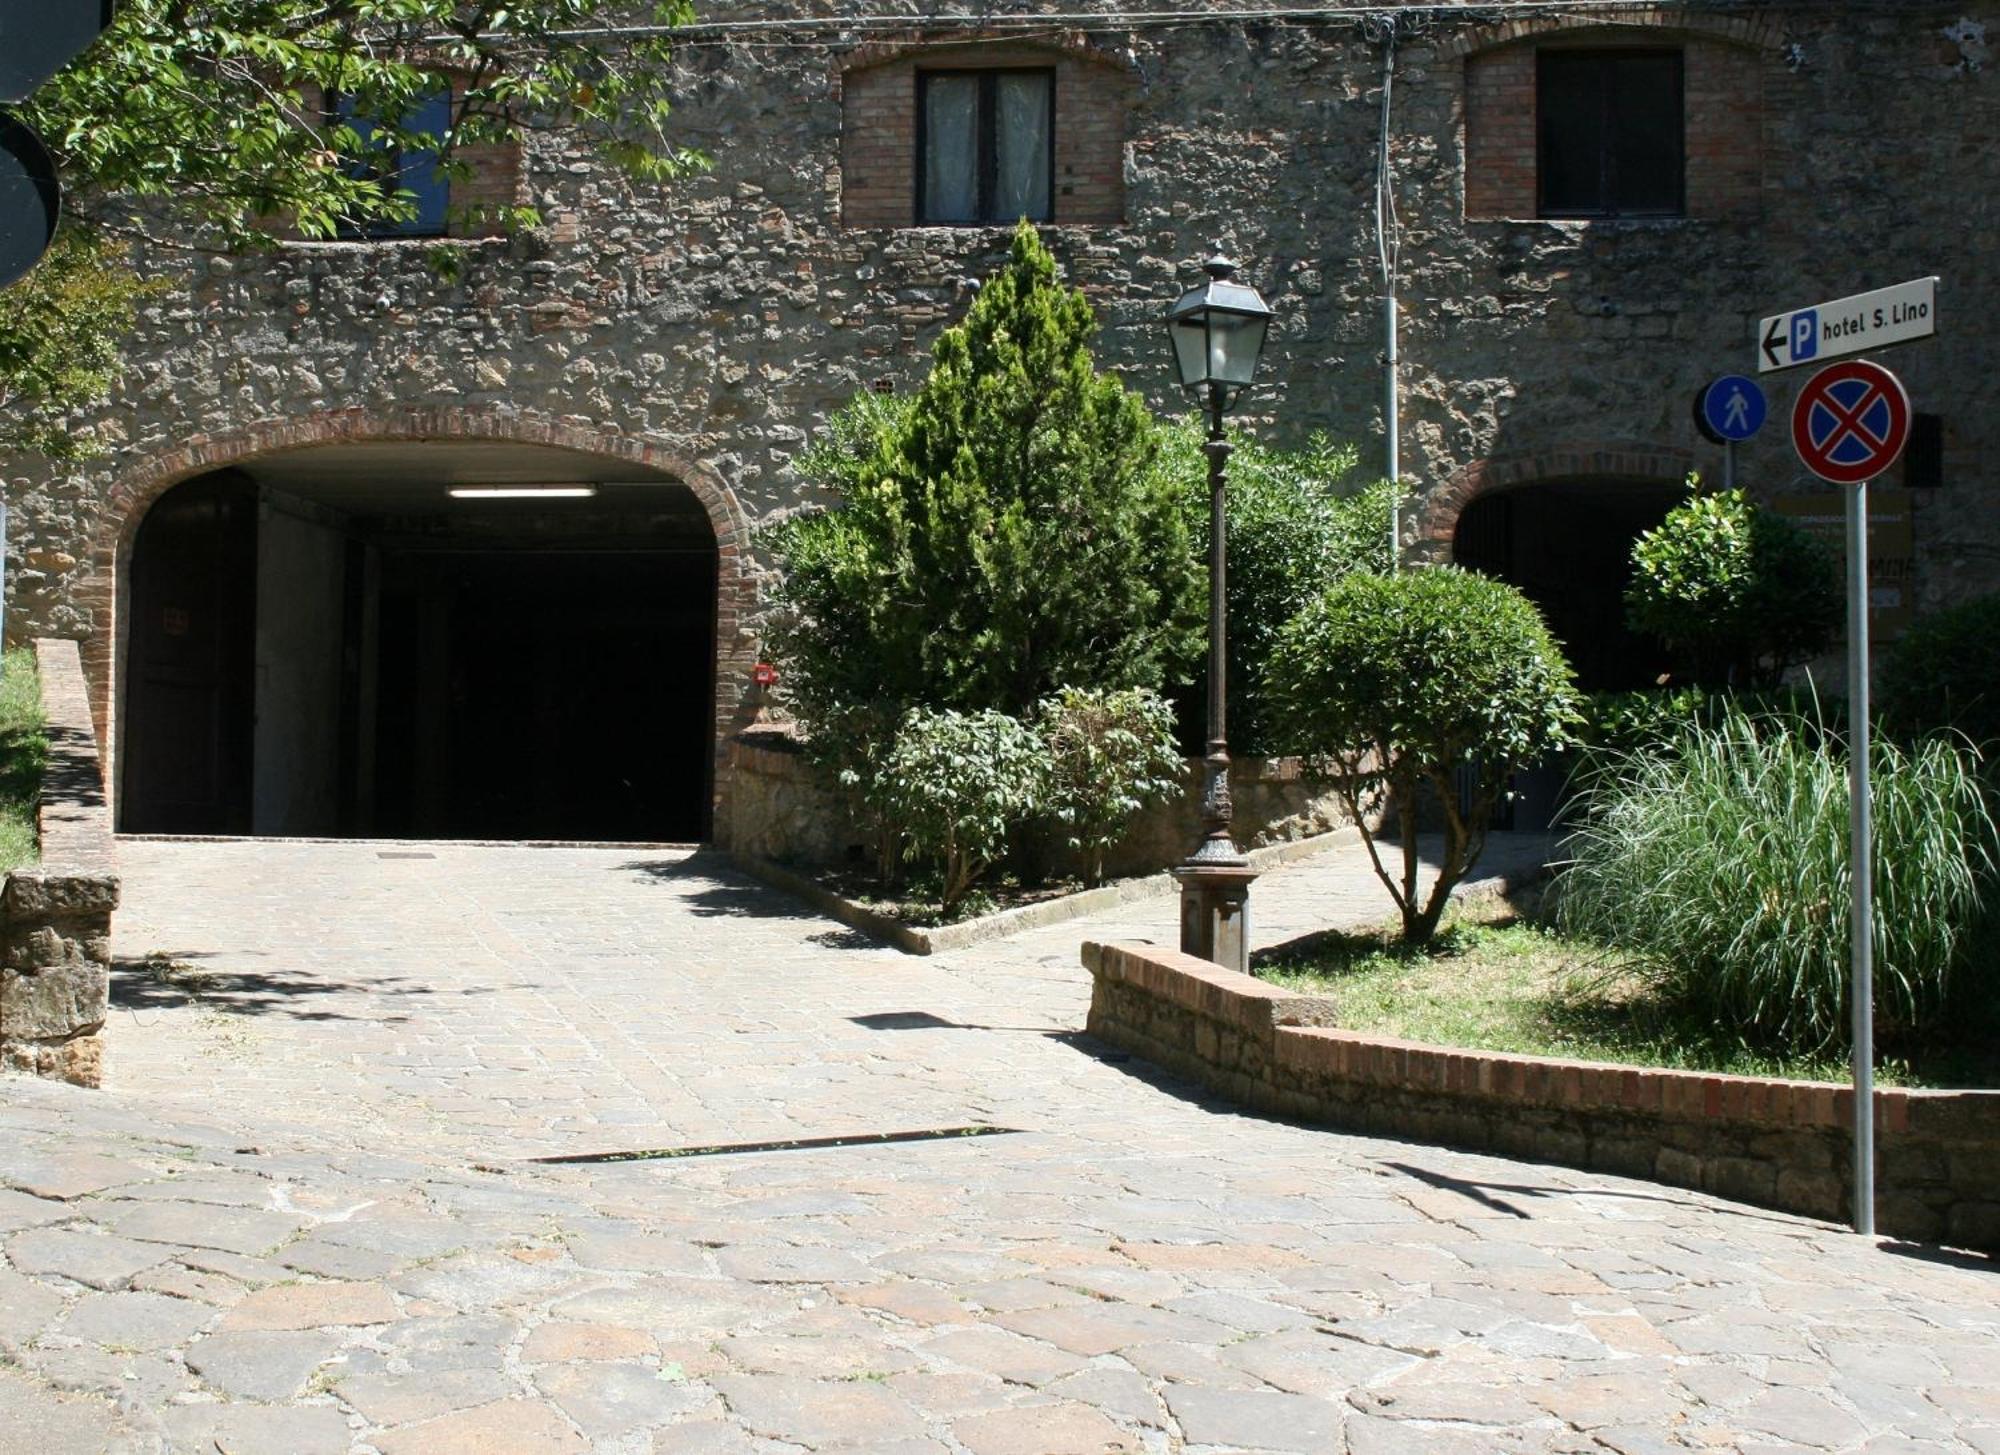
[1157,420,1395,753]
[766,222,1199,738]
[1266,568,1582,945]
[869,708,1047,914]
[1577,682,1835,765]
[30,0,703,251]
[0,231,159,458]
[1035,686,1184,887]
[1879,592,2000,750]
[1624,487,1840,687]
[4,1,703,455]
[1559,708,1998,1052]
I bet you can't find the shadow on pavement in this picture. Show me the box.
[110,952,449,1023]
[1382,1159,1833,1229]
[849,1010,1073,1035]
[1877,1239,1994,1272]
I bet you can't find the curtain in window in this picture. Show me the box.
[994,73,1052,221]
[924,75,979,223]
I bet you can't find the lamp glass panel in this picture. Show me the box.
[1170,316,1209,388]
[1205,311,1266,386]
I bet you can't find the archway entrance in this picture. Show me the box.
[1452,478,1687,692]
[119,442,718,842]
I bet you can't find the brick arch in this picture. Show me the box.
[1435,8,1783,61]
[1411,440,1696,563]
[86,406,759,839]
[835,30,1125,86]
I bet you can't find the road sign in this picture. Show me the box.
[1758,277,1937,373]
[0,2,117,287]
[0,113,58,288]
[1695,374,1766,443]
[0,1,116,105]
[1791,359,1911,485]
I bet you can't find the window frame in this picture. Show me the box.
[328,89,454,241]
[1535,47,1686,220]
[913,67,1057,227]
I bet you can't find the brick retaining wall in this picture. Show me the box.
[1083,940,2000,1253]
[0,640,118,1088]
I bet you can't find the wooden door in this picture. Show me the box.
[121,473,257,832]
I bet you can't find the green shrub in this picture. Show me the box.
[1577,683,1838,765]
[1625,487,1839,687]
[1265,568,1582,944]
[869,708,1048,914]
[1558,709,1997,1051]
[0,649,45,872]
[765,222,1198,750]
[1036,686,1184,887]
[1880,593,2000,750]
[1157,420,1394,754]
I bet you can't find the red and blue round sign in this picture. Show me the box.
[1791,359,1911,485]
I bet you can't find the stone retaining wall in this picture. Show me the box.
[1082,940,2000,1254]
[0,640,118,1088]
[724,722,1352,875]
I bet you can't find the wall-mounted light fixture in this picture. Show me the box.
[446,484,599,500]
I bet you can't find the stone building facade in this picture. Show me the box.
[2,0,1993,846]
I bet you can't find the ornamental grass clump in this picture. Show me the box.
[1558,708,1997,1052]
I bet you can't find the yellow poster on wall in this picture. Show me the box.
[1770,489,1914,638]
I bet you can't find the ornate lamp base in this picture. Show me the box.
[1172,854,1260,977]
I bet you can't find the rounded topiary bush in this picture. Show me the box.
[1880,592,2000,750]
[1624,488,1839,687]
[1558,709,1997,1051]
[1265,567,1581,944]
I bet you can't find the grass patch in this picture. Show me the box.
[0,648,44,871]
[1257,897,1999,1089]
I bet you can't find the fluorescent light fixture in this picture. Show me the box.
[447,484,599,499]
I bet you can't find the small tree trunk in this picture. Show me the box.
[1397,762,1423,942]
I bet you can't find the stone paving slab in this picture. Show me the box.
[0,832,1990,1453]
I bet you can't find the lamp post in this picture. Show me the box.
[1165,250,1272,976]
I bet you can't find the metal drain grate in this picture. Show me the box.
[377,851,437,860]
[529,1125,1022,1166]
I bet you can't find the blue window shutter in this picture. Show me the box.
[402,90,452,235]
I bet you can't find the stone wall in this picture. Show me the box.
[2,2,1994,832]
[1083,940,2000,1253]
[0,640,118,1088]
[723,722,1353,876]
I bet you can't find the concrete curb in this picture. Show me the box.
[732,826,1366,956]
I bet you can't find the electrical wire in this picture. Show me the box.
[434,0,1799,47]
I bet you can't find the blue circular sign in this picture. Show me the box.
[1697,375,1767,444]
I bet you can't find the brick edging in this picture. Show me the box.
[1083,940,2000,1252]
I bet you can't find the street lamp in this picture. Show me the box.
[1165,250,1271,976]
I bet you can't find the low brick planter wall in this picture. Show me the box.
[1083,940,2000,1253]
[0,639,118,1088]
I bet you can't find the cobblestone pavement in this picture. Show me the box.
[0,834,1994,1454]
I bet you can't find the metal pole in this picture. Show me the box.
[1723,439,1735,494]
[1385,291,1399,568]
[1846,476,1876,1238]
[1200,387,1233,856]
[1173,386,1256,976]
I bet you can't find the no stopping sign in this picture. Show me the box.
[1791,360,1912,485]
